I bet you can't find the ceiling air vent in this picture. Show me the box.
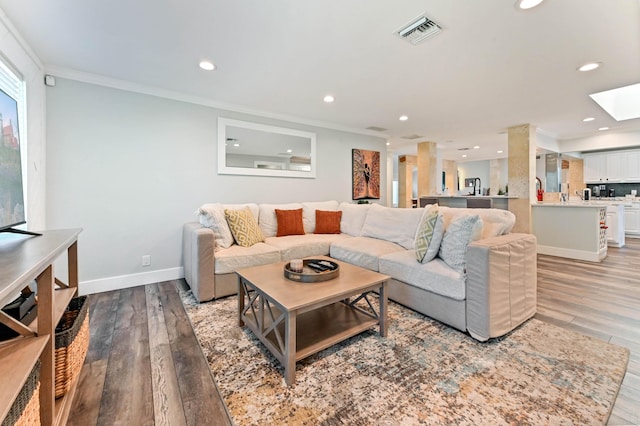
[395,15,441,45]
[366,126,388,132]
[401,134,424,140]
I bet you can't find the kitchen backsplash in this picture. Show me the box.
[585,183,640,197]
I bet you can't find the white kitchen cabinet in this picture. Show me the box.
[606,204,625,247]
[605,152,625,182]
[626,151,640,182]
[584,154,606,183]
[624,206,640,236]
[584,149,640,183]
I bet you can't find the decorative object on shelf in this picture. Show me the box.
[54,296,90,399]
[284,259,340,282]
[289,259,303,272]
[0,290,37,340]
[352,149,380,200]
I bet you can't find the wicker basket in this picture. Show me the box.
[54,296,89,399]
[1,361,40,426]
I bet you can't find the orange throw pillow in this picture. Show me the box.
[275,208,305,237]
[315,210,342,234]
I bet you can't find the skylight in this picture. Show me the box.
[589,83,640,121]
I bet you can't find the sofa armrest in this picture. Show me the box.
[465,233,537,341]
[183,222,216,302]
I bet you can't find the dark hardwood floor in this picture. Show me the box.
[68,241,640,425]
[67,282,231,425]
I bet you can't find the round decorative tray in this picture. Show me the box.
[284,259,340,283]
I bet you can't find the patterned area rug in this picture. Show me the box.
[181,291,629,425]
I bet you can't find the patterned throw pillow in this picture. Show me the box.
[275,208,305,237]
[438,214,482,274]
[314,210,342,234]
[224,207,265,247]
[414,205,444,263]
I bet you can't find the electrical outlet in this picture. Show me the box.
[142,255,151,266]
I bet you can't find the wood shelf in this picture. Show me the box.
[0,229,82,426]
[27,288,77,333]
[245,302,379,361]
[0,336,49,421]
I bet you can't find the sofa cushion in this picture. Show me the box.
[197,203,235,251]
[302,200,339,233]
[222,203,260,221]
[438,215,483,274]
[214,243,281,274]
[330,236,405,271]
[414,206,445,263]
[338,202,371,236]
[258,203,304,237]
[275,208,305,237]
[224,207,266,247]
[379,250,466,300]
[264,234,350,261]
[439,206,515,240]
[361,203,424,249]
[315,210,342,234]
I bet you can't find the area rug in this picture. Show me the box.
[181,291,629,425]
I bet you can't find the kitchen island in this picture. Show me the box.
[419,195,518,210]
[532,203,608,261]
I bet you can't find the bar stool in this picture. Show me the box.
[466,198,493,208]
[419,197,438,207]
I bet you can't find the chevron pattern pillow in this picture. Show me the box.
[414,205,443,263]
[224,207,265,247]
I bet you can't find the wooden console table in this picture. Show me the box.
[0,228,82,425]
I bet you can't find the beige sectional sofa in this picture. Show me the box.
[182,200,537,341]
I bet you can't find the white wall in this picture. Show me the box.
[0,11,46,230]
[457,160,490,194]
[559,129,640,153]
[46,78,387,293]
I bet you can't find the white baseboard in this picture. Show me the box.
[536,245,606,262]
[78,267,184,295]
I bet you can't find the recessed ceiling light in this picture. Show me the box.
[323,95,335,103]
[233,143,240,147]
[199,61,216,71]
[386,142,391,146]
[462,154,467,158]
[497,150,504,154]
[399,115,409,121]
[598,127,609,131]
[583,117,595,122]
[515,0,544,10]
[578,62,601,72]
[286,149,292,153]
[473,145,480,149]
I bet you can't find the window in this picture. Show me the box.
[0,57,28,222]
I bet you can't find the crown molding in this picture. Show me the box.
[44,65,389,139]
[0,7,44,71]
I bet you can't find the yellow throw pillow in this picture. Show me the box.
[224,207,265,247]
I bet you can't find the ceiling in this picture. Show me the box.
[1,0,639,162]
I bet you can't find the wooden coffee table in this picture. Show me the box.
[237,256,389,385]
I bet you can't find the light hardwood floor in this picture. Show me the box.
[69,241,640,425]
[535,239,640,425]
